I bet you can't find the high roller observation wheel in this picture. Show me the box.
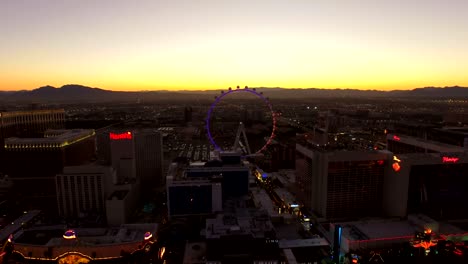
[205,86,277,154]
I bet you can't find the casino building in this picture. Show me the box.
[0,223,159,264]
[0,109,65,142]
[3,129,96,213]
[384,152,468,220]
[295,141,392,221]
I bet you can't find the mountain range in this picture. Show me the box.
[0,84,466,103]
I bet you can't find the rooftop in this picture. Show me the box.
[278,238,329,249]
[0,109,64,118]
[336,215,466,242]
[388,133,465,153]
[5,129,95,148]
[12,223,158,260]
[0,210,41,242]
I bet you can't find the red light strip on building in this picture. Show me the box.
[442,156,459,163]
[110,132,132,140]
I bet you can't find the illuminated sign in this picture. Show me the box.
[393,156,401,162]
[442,156,459,163]
[63,230,76,239]
[392,162,401,172]
[393,135,401,141]
[290,204,299,208]
[110,132,132,140]
[58,254,90,264]
[144,232,153,240]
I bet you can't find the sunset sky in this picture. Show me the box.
[1,0,467,91]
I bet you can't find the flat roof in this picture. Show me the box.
[206,210,273,239]
[340,220,415,241]
[0,210,41,242]
[0,109,64,117]
[5,129,95,146]
[278,238,329,249]
[337,215,466,242]
[388,133,465,153]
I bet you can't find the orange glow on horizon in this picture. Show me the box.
[1,81,467,92]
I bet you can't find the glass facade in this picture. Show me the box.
[327,160,385,219]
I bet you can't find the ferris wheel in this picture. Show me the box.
[205,86,277,155]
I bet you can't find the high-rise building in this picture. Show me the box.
[107,130,164,190]
[3,129,95,213]
[134,130,164,191]
[295,142,392,220]
[56,165,113,218]
[109,131,136,183]
[383,152,468,220]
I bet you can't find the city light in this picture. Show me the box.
[109,132,132,140]
[158,247,166,260]
[392,162,401,172]
[393,135,401,141]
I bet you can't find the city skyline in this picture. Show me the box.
[1,0,468,91]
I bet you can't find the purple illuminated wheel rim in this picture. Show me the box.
[206,87,277,154]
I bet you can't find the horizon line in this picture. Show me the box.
[1,84,467,93]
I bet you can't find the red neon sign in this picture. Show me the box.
[393,135,401,141]
[110,132,132,140]
[442,156,459,163]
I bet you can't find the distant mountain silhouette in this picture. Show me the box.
[0,85,466,103]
